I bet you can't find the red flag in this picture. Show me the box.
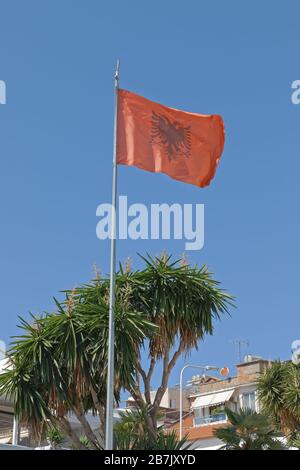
[117,89,225,188]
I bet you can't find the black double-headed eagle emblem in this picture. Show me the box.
[150,111,191,161]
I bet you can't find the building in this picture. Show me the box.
[167,355,273,450]
[0,358,17,445]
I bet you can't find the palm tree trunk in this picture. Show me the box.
[52,416,86,450]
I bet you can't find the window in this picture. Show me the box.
[194,407,205,426]
[242,392,256,411]
[169,399,176,408]
[194,406,227,426]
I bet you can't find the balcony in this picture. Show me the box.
[194,412,227,426]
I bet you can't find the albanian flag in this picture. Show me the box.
[117,89,225,188]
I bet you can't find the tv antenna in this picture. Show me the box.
[230,339,249,363]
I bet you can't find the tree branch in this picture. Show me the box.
[153,340,185,410]
[168,339,185,374]
[51,415,86,450]
[135,361,152,406]
[72,399,102,450]
[90,385,105,439]
[152,349,170,409]
[147,357,156,381]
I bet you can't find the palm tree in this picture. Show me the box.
[0,253,233,448]
[71,253,233,436]
[114,406,153,450]
[0,295,155,449]
[46,426,64,449]
[152,431,191,450]
[214,407,285,450]
[257,361,300,445]
[132,253,233,434]
[114,406,190,450]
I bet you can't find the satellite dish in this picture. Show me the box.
[220,367,229,377]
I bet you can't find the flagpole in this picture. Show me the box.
[105,59,120,450]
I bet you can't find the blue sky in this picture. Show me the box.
[0,1,299,390]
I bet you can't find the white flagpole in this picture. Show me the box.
[105,59,120,450]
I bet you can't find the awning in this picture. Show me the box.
[210,389,234,406]
[192,389,234,409]
[191,394,213,408]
